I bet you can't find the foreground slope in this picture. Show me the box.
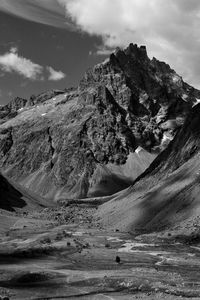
[0,44,199,200]
[97,104,200,234]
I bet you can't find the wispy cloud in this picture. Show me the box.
[0,48,66,81]
[0,47,43,80]
[89,45,113,56]
[0,0,74,29]
[47,66,66,81]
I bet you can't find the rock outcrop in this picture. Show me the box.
[0,44,199,201]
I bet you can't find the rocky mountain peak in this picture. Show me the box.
[114,43,148,63]
[79,43,199,150]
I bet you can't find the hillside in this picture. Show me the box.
[97,104,200,234]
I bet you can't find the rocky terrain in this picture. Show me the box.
[0,44,200,201]
[1,44,200,299]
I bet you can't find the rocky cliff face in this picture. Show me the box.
[0,44,199,201]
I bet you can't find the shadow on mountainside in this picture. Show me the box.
[0,174,26,211]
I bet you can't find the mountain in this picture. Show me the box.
[97,103,200,234]
[0,43,200,201]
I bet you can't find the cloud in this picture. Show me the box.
[0,0,74,29]
[96,49,112,56]
[90,45,113,56]
[10,47,18,54]
[47,66,66,81]
[0,48,43,80]
[58,0,200,88]
[0,48,66,81]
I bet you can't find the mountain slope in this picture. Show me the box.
[97,104,200,234]
[0,44,200,200]
[0,173,51,212]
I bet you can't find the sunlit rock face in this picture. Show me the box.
[0,44,199,201]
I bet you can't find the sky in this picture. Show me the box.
[0,0,200,105]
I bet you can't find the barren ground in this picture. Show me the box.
[0,205,200,300]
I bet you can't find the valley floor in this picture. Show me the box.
[0,205,200,300]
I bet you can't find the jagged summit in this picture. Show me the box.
[80,43,199,150]
[113,43,148,60]
[0,43,199,200]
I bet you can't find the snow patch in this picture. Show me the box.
[172,74,181,83]
[135,146,143,154]
[182,94,188,102]
[162,133,173,144]
[192,98,200,107]
[41,113,46,116]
